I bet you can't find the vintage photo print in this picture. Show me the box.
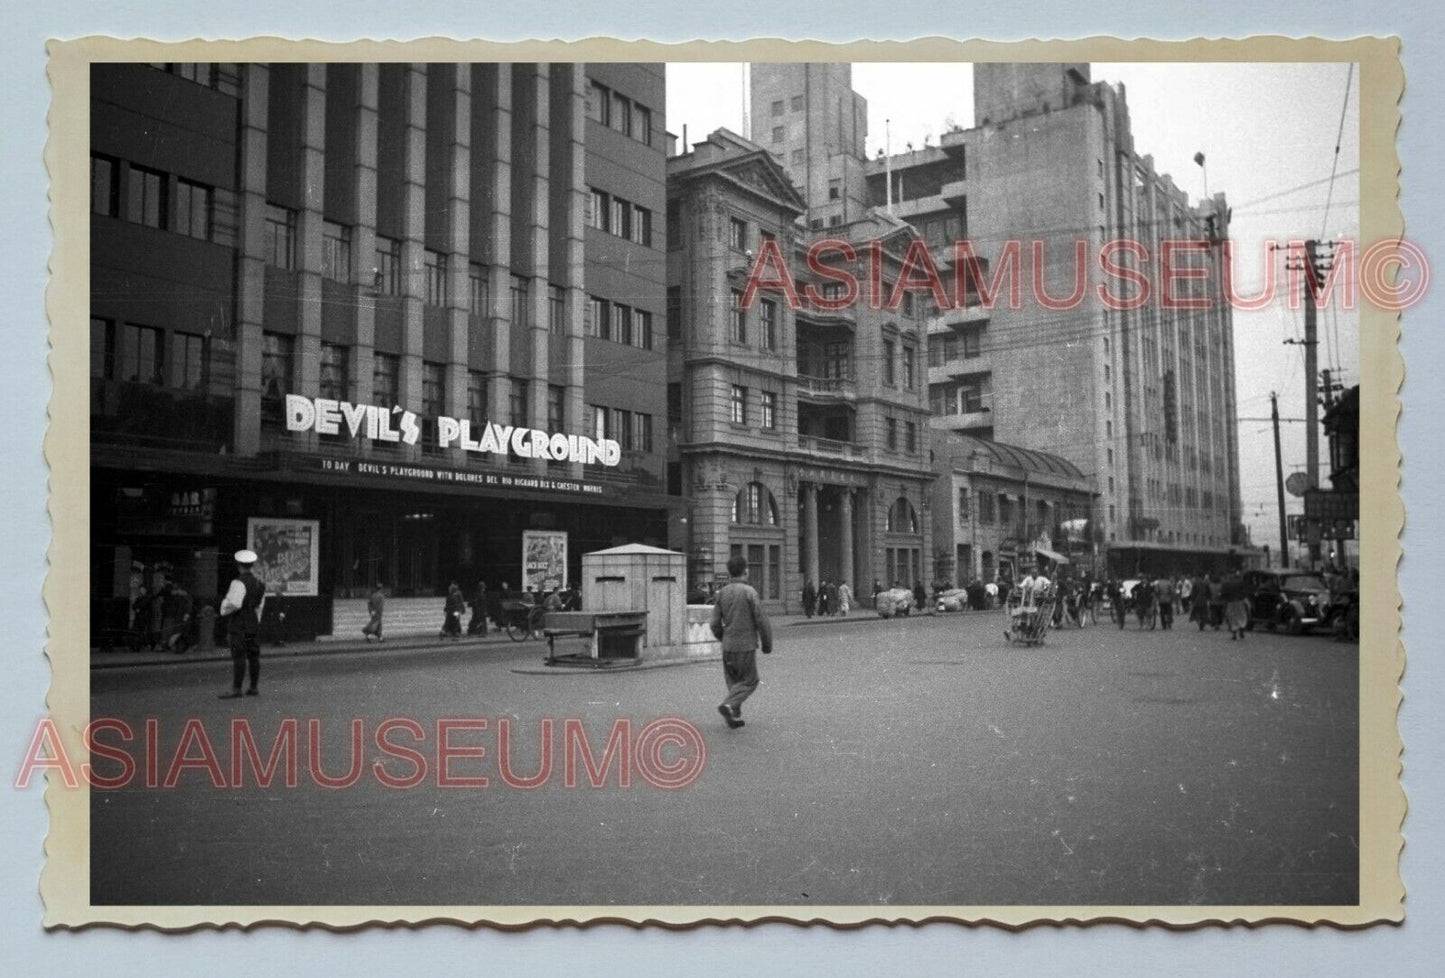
[36,35,1404,928]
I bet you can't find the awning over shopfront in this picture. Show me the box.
[1034,547,1070,565]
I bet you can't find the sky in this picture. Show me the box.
[665,61,1361,555]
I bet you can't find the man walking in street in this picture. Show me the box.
[362,581,387,641]
[710,553,773,730]
[218,549,266,699]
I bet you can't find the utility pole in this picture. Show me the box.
[1285,239,1329,568]
[1272,391,1289,570]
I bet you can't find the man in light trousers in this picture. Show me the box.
[709,553,774,729]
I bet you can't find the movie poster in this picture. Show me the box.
[522,530,567,593]
[246,517,321,596]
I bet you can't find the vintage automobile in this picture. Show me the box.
[1242,569,1332,635]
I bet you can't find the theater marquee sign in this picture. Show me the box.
[284,394,623,467]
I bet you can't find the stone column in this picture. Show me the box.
[398,63,427,459]
[352,64,379,406]
[293,63,327,453]
[839,486,855,590]
[442,65,472,465]
[233,63,270,456]
[803,482,820,586]
[482,65,513,433]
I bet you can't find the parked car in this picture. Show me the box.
[1242,569,1332,634]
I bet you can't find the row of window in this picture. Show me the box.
[146,63,241,96]
[91,155,239,247]
[926,328,983,367]
[586,188,655,247]
[585,297,655,349]
[90,319,207,391]
[729,385,778,430]
[883,417,920,454]
[589,404,655,453]
[585,80,654,147]
[881,339,918,389]
[728,291,779,349]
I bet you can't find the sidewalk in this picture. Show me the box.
[88,607,944,669]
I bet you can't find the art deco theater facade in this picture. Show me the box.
[89,62,676,638]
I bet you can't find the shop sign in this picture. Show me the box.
[311,457,611,498]
[284,394,621,466]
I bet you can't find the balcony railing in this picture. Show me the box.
[797,373,857,398]
[795,435,863,458]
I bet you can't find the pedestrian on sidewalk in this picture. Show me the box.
[1221,572,1250,640]
[709,553,773,730]
[362,581,387,642]
[802,579,816,618]
[837,580,853,616]
[217,549,266,699]
[467,580,489,636]
[441,581,465,639]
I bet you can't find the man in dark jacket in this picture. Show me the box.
[801,580,817,618]
[218,550,266,698]
[913,580,927,612]
[710,554,774,729]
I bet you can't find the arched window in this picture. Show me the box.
[887,496,918,534]
[733,481,780,526]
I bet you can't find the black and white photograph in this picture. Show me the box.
[39,38,1404,926]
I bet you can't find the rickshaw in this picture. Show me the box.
[500,598,545,641]
[1004,584,1057,646]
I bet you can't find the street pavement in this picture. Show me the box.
[88,609,1358,908]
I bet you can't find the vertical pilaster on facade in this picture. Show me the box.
[443,65,472,465]
[561,63,588,479]
[294,63,328,454]
[351,64,380,406]
[399,64,428,457]
[233,63,270,456]
[803,482,820,585]
[840,487,855,589]
[521,64,551,474]
[484,66,513,426]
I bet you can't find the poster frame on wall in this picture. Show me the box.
[521,530,568,594]
[246,516,322,596]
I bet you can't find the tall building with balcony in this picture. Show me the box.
[666,128,933,609]
[90,61,675,639]
[867,63,1245,576]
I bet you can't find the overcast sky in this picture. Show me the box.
[666,61,1360,553]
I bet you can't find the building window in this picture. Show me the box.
[610,195,631,240]
[791,149,805,165]
[903,346,916,389]
[613,302,632,345]
[886,417,898,451]
[613,408,634,450]
[771,99,784,117]
[957,487,970,520]
[667,383,682,425]
[260,332,293,424]
[634,104,652,146]
[319,343,348,401]
[978,492,995,524]
[467,371,489,427]
[119,323,164,386]
[372,352,399,407]
[424,250,447,306]
[374,236,401,295]
[170,332,207,391]
[548,385,565,432]
[510,380,529,428]
[634,412,653,453]
[635,309,653,350]
[887,497,918,534]
[760,299,777,351]
[632,204,652,247]
[760,391,776,430]
[263,203,295,268]
[823,341,850,380]
[587,80,610,125]
[587,296,608,339]
[666,286,682,339]
[905,421,917,453]
[421,362,445,450]
[469,263,489,316]
[730,289,746,343]
[734,482,779,526]
[588,187,608,231]
[91,155,118,216]
[828,178,841,201]
[591,404,608,441]
[90,318,115,379]
[730,385,747,425]
[729,216,747,251]
[768,545,781,600]
[125,164,168,230]
[174,178,212,241]
[883,339,896,386]
[510,275,530,329]
[612,91,631,135]
[548,285,565,334]
[322,220,352,283]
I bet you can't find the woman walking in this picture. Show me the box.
[440,581,465,640]
[1220,572,1250,640]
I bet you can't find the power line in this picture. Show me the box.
[1319,63,1355,243]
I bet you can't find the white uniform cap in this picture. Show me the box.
[234,549,259,564]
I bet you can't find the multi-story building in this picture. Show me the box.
[89,61,677,639]
[868,63,1246,576]
[666,128,933,609]
[930,432,1097,585]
